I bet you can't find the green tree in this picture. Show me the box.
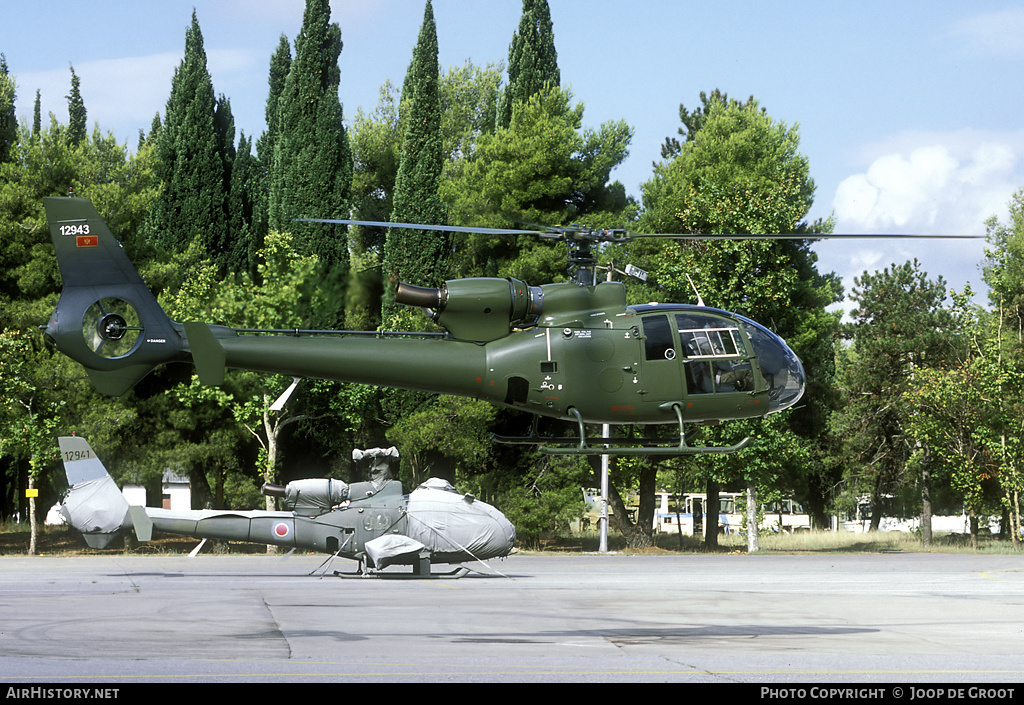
[0,329,65,554]
[248,34,293,273]
[347,81,402,332]
[980,187,1024,545]
[833,260,960,531]
[636,94,840,541]
[640,95,815,238]
[0,54,15,164]
[347,62,503,331]
[385,395,497,487]
[442,85,632,284]
[498,455,589,548]
[164,233,327,509]
[659,89,762,159]
[983,187,1024,347]
[66,66,87,145]
[268,0,352,270]
[904,359,998,549]
[147,10,229,265]
[257,35,292,173]
[439,61,502,171]
[225,131,258,277]
[32,90,41,142]
[382,0,447,328]
[496,0,560,129]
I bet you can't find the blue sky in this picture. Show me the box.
[5,0,1024,311]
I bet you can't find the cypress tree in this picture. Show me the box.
[0,55,16,164]
[496,0,560,128]
[66,65,87,145]
[269,0,352,270]
[237,36,290,278]
[381,0,446,325]
[32,90,41,142]
[259,35,292,162]
[251,35,292,261]
[226,131,257,276]
[147,10,228,262]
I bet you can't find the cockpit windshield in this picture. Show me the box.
[734,314,805,413]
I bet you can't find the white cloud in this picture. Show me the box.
[835,146,958,230]
[818,130,1024,317]
[832,131,1024,235]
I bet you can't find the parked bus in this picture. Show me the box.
[578,489,810,536]
[654,492,810,535]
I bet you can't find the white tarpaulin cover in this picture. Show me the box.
[59,475,128,535]
[364,534,427,569]
[280,478,350,515]
[58,436,130,535]
[404,478,515,562]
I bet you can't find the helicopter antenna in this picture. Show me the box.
[686,274,706,307]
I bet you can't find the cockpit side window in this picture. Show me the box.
[642,314,675,361]
[675,313,754,394]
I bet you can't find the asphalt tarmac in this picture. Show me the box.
[0,551,1022,684]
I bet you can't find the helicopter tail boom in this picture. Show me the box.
[43,197,495,398]
[183,321,489,396]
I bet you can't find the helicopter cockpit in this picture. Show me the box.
[733,313,805,413]
[635,305,805,415]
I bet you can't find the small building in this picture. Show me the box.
[123,471,192,510]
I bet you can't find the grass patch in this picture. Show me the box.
[531,528,1021,555]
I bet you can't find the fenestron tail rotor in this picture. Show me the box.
[82,298,143,358]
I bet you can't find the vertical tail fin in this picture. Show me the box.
[58,436,132,549]
[43,197,188,395]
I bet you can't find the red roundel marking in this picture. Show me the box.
[274,522,290,538]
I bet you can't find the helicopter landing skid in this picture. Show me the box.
[493,406,752,456]
[330,555,471,579]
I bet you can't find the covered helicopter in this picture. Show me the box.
[57,436,516,577]
[41,196,977,455]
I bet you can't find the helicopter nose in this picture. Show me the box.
[737,315,805,414]
[474,507,517,559]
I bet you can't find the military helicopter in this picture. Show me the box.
[41,196,976,456]
[57,436,515,577]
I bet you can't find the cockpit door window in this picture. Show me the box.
[642,314,676,361]
[675,313,755,394]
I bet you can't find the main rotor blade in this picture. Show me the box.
[293,218,547,237]
[295,218,984,241]
[625,231,984,241]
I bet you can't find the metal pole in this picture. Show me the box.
[600,423,609,552]
[599,264,612,553]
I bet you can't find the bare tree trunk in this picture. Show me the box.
[606,479,654,549]
[869,477,884,532]
[746,483,759,553]
[633,463,656,549]
[705,480,719,551]
[28,476,37,556]
[921,459,932,548]
[1012,488,1021,551]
